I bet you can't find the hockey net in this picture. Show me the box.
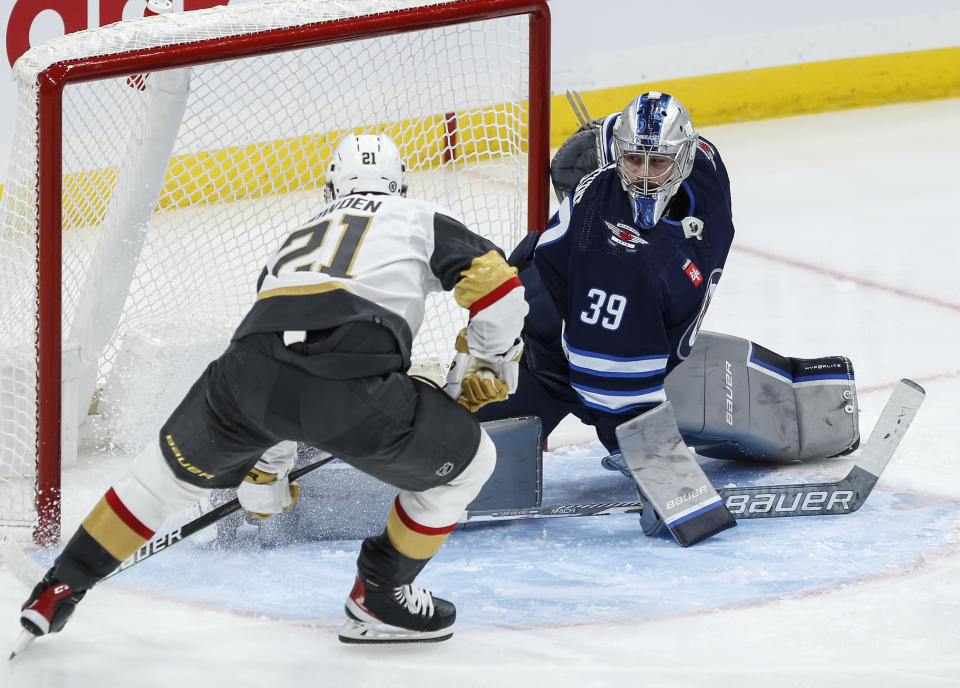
[0,0,550,543]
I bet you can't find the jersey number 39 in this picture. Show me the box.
[580,288,627,330]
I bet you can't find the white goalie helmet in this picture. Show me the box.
[325,133,407,200]
[612,92,698,229]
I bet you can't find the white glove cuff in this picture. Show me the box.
[252,440,297,478]
[466,287,528,360]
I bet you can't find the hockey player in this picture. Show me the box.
[18,134,527,646]
[476,90,858,522]
[475,91,733,454]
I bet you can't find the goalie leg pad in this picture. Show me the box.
[665,331,859,463]
[615,402,736,547]
[254,417,542,543]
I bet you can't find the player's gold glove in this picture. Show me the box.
[445,328,523,412]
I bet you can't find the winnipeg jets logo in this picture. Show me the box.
[605,220,649,250]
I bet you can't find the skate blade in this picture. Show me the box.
[337,618,453,644]
[9,630,36,660]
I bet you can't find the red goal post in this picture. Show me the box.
[0,0,550,545]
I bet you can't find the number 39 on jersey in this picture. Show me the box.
[580,288,627,331]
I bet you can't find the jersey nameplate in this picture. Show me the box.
[313,195,384,220]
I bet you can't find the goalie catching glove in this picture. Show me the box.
[445,328,523,412]
[237,441,300,520]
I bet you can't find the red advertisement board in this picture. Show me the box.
[6,0,227,67]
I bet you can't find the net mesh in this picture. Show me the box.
[0,0,534,528]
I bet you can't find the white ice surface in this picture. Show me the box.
[3,99,960,687]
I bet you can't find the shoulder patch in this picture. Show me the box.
[696,138,717,170]
[681,258,703,286]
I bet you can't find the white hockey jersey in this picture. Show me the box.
[233,192,522,362]
[256,193,449,339]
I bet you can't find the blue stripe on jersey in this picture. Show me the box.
[579,398,661,414]
[568,363,662,378]
[536,196,571,249]
[563,336,669,376]
[569,368,664,393]
[570,382,666,412]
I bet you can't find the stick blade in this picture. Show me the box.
[855,378,925,480]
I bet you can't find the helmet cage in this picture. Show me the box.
[612,93,697,228]
[615,149,687,198]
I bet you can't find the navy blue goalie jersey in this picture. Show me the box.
[528,137,734,450]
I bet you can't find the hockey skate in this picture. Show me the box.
[20,569,86,637]
[339,574,455,643]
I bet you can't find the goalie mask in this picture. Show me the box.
[325,134,407,200]
[612,92,697,229]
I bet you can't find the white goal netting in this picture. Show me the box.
[0,0,545,535]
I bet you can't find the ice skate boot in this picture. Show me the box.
[339,574,455,643]
[20,569,86,637]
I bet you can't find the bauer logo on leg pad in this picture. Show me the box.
[616,402,735,547]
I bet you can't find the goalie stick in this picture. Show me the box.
[462,379,925,526]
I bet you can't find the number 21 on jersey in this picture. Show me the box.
[272,213,372,279]
[580,288,627,330]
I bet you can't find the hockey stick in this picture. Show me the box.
[101,454,336,581]
[2,456,342,592]
[565,90,594,127]
[3,455,338,590]
[463,379,925,525]
[8,455,335,660]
